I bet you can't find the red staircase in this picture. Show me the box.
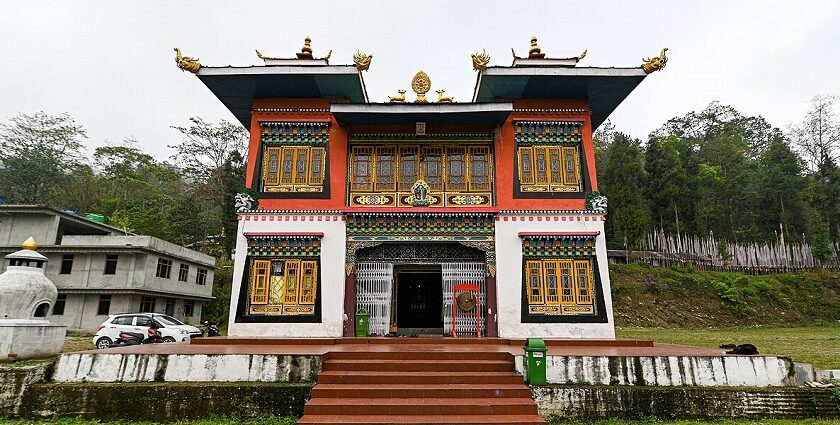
[297,350,544,425]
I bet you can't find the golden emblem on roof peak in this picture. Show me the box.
[411,70,431,103]
[174,48,201,73]
[528,36,542,57]
[301,36,313,55]
[642,47,668,74]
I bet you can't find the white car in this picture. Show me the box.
[93,313,203,349]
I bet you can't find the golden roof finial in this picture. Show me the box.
[471,49,490,71]
[174,48,201,73]
[301,36,313,55]
[353,51,373,71]
[22,236,38,251]
[642,47,668,74]
[411,70,432,103]
[528,36,541,57]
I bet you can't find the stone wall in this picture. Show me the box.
[19,382,312,421]
[0,364,50,416]
[532,385,840,419]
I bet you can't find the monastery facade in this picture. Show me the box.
[176,37,667,338]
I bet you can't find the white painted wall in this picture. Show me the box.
[228,213,347,337]
[494,212,615,339]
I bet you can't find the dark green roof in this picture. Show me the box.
[472,66,648,129]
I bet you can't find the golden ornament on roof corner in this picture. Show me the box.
[411,70,431,103]
[471,49,490,71]
[577,49,588,61]
[22,236,38,251]
[174,48,201,73]
[388,90,406,103]
[642,47,668,74]
[353,51,372,71]
[436,89,454,103]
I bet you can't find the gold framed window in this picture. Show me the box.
[348,143,494,207]
[517,145,581,192]
[250,260,270,305]
[525,258,595,311]
[248,257,319,317]
[262,145,327,193]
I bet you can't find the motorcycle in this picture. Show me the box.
[113,323,164,346]
[203,321,221,337]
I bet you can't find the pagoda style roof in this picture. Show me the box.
[472,66,648,129]
[331,102,512,125]
[195,65,368,127]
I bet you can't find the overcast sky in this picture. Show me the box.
[1,1,838,160]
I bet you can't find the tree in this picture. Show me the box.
[788,94,840,172]
[169,117,248,181]
[644,136,692,235]
[0,112,87,203]
[756,139,808,241]
[221,151,246,256]
[602,133,650,249]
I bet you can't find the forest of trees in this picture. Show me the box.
[597,95,840,261]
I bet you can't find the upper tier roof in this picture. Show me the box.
[472,66,648,129]
[195,65,368,127]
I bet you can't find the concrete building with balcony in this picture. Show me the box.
[0,205,216,330]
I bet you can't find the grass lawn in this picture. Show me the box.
[2,419,840,425]
[617,325,840,369]
[550,421,840,425]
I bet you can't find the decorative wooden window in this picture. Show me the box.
[260,122,329,193]
[250,260,270,304]
[469,146,491,191]
[515,121,584,194]
[245,234,321,318]
[348,142,493,207]
[351,146,374,192]
[421,146,444,191]
[520,232,599,319]
[398,146,419,191]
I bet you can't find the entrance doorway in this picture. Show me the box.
[395,266,443,335]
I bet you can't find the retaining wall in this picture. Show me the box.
[0,364,49,416]
[515,355,796,387]
[533,385,840,419]
[53,353,320,383]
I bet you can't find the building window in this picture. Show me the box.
[517,146,581,192]
[52,294,66,315]
[183,300,195,317]
[60,255,74,274]
[104,255,118,275]
[196,268,208,285]
[349,143,493,207]
[250,259,318,307]
[165,298,175,316]
[139,296,156,313]
[97,295,111,315]
[178,264,189,282]
[525,259,595,312]
[515,121,585,195]
[262,146,326,193]
[156,258,172,279]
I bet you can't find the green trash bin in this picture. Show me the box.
[355,308,370,337]
[524,337,547,385]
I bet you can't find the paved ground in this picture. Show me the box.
[79,337,732,357]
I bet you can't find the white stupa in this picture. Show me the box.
[0,236,66,360]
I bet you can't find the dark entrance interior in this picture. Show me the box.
[395,268,443,334]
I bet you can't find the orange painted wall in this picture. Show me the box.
[494,99,595,211]
[247,99,348,211]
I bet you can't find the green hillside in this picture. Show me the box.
[610,263,840,328]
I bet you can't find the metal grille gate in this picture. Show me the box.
[355,262,394,336]
[442,262,486,336]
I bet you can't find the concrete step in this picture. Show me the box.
[322,359,513,373]
[311,383,532,399]
[303,397,538,416]
[317,371,524,385]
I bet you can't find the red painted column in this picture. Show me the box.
[485,275,498,337]
[343,272,356,337]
